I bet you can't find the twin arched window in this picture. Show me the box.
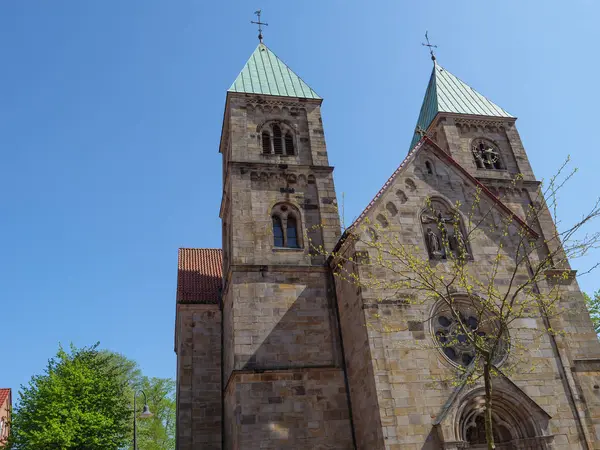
[472,138,503,170]
[272,203,301,248]
[261,122,295,156]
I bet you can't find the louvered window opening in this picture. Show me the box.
[285,133,294,155]
[261,123,296,156]
[262,132,271,154]
[273,125,283,155]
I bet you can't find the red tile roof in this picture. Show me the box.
[177,248,223,304]
[0,389,10,409]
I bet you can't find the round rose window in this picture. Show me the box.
[432,300,508,367]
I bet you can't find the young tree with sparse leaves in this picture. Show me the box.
[312,157,600,450]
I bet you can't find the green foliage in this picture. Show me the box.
[130,378,175,450]
[7,344,131,450]
[584,290,600,335]
[5,346,175,450]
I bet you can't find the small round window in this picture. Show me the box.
[431,298,508,367]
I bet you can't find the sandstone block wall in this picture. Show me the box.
[334,257,385,449]
[176,304,222,450]
[332,141,600,448]
[222,267,341,385]
[224,368,353,450]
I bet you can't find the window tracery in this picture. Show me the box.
[258,122,296,156]
[431,297,508,367]
[472,138,503,170]
[271,203,302,248]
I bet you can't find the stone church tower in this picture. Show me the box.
[174,41,600,450]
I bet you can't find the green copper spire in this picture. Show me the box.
[228,43,320,100]
[409,63,513,150]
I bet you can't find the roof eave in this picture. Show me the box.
[434,111,517,122]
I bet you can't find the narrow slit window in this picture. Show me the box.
[286,216,299,248]
[425,161,433,174]
[262,132,271,154]
[273,124,283,155]
[273,216,284,247]
[285,132,294,155]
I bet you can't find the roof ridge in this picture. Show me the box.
[334,137,537,253]
[346,139,425,231]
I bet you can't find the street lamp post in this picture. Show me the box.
[133,390,153,450]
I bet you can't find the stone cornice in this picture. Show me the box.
[228,160,334,172]
[434,113,517,128]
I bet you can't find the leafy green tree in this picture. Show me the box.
[106,352,175,449]
[131,377,175,450]
[7,344,131,450]
[584,290,600,335]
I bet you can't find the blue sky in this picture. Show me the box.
[2,1,599,398]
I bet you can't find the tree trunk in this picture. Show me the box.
[483,360,495,450]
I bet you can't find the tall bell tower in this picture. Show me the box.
[218,39,354,449]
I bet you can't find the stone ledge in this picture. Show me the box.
[545,269,577,285]
[572,358,600,373]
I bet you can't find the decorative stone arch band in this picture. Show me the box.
[453,386,552,449]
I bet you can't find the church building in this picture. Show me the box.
[174,34,600,449]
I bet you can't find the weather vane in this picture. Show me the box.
[422,31,438,61]
[251,10,268,43]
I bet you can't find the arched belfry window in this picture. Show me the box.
[472,138,503,170]
[421,198,470,260]
[271,203,302,248]
[258,122,296,156]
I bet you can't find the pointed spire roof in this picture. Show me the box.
[228,43,320,100]
[409,63,513,150]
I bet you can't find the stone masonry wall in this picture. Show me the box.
[224,368,353,450]
[176,304,222,450]
[334,143,600,449]
[435,116,600,445]
[333,257,385,449]
[223,95,341,270]
[222,267,341,383]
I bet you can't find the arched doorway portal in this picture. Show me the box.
[457,388,551,449]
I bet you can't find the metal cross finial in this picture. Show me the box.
[251,10,268,43]
[422,31,438,62]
